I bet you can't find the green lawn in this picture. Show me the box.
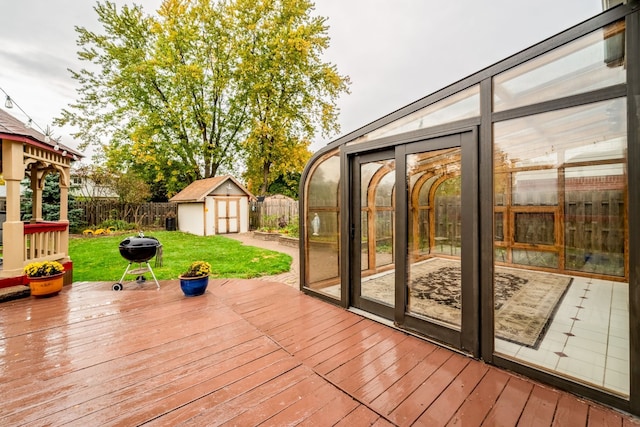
[69,231,292,282]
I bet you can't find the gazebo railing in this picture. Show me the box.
[23,222,68,263]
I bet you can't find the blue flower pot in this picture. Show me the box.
[179,275,209,297]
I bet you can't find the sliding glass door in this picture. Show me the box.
[349,130,478,353]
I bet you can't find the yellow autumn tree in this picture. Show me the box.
[236,0,349,196]
[58,0,348,199]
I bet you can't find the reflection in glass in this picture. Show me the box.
[375,172,395,207]
[495,212,505,241]
[375,211,394,268]
[512,248,558,269]
[360,159,395,307]
[308,155,340,208]
[417,209,430,256]
[356,86,480,143]
[433,177,461,257]
[514,212,555,245]
[493,98,628,396]
[494,172,509,207]
[565,164,625,277]
[374,171,395,268]
[495,100,626,170]
[407,148,462,329]
[494,21,625,112]
[361,212,369,271]
[360,163,381,207]
[306,152,341,298]
[512,171,558,206]
[311,213,320,236]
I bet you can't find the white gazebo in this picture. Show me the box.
[0,108,82,288]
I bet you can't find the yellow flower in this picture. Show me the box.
[182,261,211,278]
[24,261,65,278]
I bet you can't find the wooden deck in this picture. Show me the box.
[1,279,638,426]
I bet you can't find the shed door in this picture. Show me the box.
[216,198,240,234]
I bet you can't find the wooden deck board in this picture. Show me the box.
[385,352,470,425]
[313,326,397,376]
[446,367,511,426]
[325,328,408,385]
[302,322,387,370]
[333,403,392,426]
[97,349,295,426]
[551,393,590,427]
[518,385,562,427]
[482,376,535,426]
[587,405,624,427]
[369,347,455,416]
[1,321,262,422]
[278,311,363,352]
[415,359,489,425]
[0,279,638,426]
[352,336,438,403]
[147,364,310,425]
[218,372,330,425]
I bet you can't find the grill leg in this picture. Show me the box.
[146,262,160,289]
[118,263,133,284]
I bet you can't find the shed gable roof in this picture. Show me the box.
[169,175,253,202]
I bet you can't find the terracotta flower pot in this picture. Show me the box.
[29,272,64,297]
[179,275,209,297]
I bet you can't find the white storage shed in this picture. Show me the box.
[169,175,254,236]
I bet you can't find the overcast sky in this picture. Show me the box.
[0,0,604,154]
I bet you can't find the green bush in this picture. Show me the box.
[283,216,299,237]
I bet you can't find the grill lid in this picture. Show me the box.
[118,233,160,262]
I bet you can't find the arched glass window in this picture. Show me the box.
[304,151,341,298]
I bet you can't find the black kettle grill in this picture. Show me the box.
[113,232,161,291]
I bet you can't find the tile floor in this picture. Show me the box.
[495,275,630,396]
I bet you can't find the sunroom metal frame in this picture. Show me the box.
[300,2,640,415]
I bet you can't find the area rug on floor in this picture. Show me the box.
[360,258,572,348]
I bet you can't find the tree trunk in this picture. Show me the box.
[260,160,271,195]
[207,163,219,178]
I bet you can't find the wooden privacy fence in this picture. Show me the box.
[75,197,298,231]
[249,194,299,230]
[74,201,177,228]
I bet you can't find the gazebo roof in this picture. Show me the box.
[0,108,83,158]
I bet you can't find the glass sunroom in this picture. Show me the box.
[299,3,640,415]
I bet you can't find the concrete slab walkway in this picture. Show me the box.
[224,232,300,288]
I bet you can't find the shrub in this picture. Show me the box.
[283,216,299,237]
[99,219,135,230]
